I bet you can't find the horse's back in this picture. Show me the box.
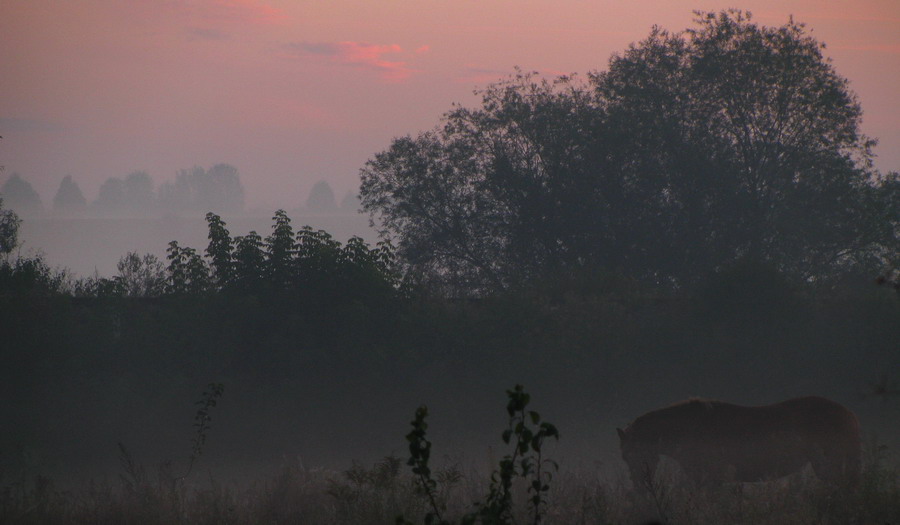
[623,396,861,486]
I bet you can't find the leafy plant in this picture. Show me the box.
[188,382,225,473]
[400,385,559,525]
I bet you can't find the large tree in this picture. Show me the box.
[594,10,885,282]
[362,73,599,292]
[360,11,895,293]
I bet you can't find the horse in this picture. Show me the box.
[617,396,861,491]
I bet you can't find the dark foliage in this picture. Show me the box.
[0,197,21,256]
[361,11,897,293]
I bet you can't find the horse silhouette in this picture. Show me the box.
[617,397,861,490]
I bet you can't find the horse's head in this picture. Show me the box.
[618,426,659,492]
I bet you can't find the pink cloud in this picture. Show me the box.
[286,41,422,82]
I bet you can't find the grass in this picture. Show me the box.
[1,448,898,525]
[2,385,898,524]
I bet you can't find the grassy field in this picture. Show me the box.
[2,444,899,524]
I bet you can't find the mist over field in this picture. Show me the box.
[2,3,900,524]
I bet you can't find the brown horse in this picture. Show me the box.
[617,397,861,490]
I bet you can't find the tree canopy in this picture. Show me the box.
[360,10,897,293]
[0,197,20,257]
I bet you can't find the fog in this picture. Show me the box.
[2,3,899,524]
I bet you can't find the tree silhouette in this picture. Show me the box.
[115,251,166,297]
[305,180,337,212]
[265,209,295,288]
[205,212,234,288]
[340,190,361,213]
[123,171,155,213]
[166,241,210,295]
[0,197,20,257]
[160,164,244,213]
[231,231,265,290]
[1,173,43,215]
[361,10,895,293]
[52,175,87,213]
[94,177,126,213]
[594,9,884,282]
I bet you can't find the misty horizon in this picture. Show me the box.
[1,3,898,523]
[2,2,898,213]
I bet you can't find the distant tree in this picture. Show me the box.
[163,164,244,213]
[204,164,244,213]
[361,10,895,292]
[157,180,187,212]
[340,190,361,213]
[305,180,337,212]
[1,173,43,215]
[123,171,155,213]
[94,177,126,213]
[0,197,21,257]
[52,175,87,213]
[115,251,166,297]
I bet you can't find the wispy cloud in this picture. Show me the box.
[172,0,287,41]
[284,41,422,82]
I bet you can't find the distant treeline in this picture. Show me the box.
[0,168,360,216]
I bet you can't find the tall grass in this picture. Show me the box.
[2,448,898,524]
[2,384,900,524]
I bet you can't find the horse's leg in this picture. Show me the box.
[810,444,861,489]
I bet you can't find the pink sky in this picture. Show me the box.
[2,0,899,211]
